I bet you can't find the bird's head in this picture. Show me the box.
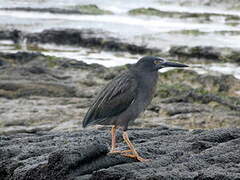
[135,56,188,72]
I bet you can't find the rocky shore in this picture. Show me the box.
[0,51,239,134]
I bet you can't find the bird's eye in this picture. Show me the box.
[154,60,161,65]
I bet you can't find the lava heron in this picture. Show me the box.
[83,56,188,161]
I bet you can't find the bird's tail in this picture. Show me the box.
[82,114,90,128]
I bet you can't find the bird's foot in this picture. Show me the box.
[109,149,132,154]
[121,152,149,162]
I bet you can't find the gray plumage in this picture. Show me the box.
[83,56,188,130]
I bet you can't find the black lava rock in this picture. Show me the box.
[0,127,240,179]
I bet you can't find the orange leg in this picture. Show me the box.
[122,131,149,162]
[108,127,149,162]
[109,125,117,153]
[109,126,132,154]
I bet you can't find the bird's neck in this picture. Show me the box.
[133,69,158,84]
[141,71,158,89]
[132,69,159,97]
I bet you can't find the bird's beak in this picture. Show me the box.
[157,61,188,69]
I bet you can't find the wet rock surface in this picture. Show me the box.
[0,30,22,44]
[0,29,160,55]
[0,126,240,179]
[26,29,160,55]
[169,46,240,64]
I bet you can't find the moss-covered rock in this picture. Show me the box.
[2,5,113,15]
[158,69,240,97]
[168,29,207,36]
[129,8,175,17]
[157,83,240,110]
[152,68,240,129]
[25,29,160,55]
[128,7,240,22]
[223,50,240,64]
[214,30,240,35]
[169,45,240,64]
[169,46,220,61]
[69,4,112,15]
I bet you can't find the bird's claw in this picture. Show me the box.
[109,149,149,162]
[109,149,132,154]
[121,152,149,162]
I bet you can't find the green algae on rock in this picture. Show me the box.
[128,7,240,22]
[68,4,113,15]
[2,4,113,15]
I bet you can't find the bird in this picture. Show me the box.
[83,56,188,161]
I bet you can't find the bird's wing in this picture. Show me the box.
[83,72,137,127]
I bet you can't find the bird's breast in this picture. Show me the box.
[135,71,158,112]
